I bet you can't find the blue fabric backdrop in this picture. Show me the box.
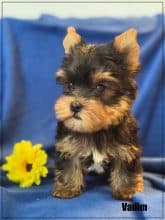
[0,14,165,219]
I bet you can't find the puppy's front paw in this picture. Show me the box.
[52,186,82,198]
[112,188,135,200]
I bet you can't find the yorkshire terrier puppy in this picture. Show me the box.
[52,27,143,200]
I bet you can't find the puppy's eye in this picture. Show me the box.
[68,83,75,91]
[96,84,105,93]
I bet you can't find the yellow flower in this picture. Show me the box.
[2,140,48,188]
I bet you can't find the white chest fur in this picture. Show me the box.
[88,148,105,174]
[92,148,105,163]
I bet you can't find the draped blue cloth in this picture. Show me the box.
[0,14,164,219]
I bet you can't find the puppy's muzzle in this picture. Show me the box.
[70,101,83,113]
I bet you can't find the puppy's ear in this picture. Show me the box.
[113,28,140,74]
[63,27,82,54]
[56,69,66,84]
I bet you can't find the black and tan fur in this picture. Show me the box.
[52,27,143,200]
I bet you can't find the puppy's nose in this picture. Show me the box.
[70,102,83,113]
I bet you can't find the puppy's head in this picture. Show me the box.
[55,27,140,133]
